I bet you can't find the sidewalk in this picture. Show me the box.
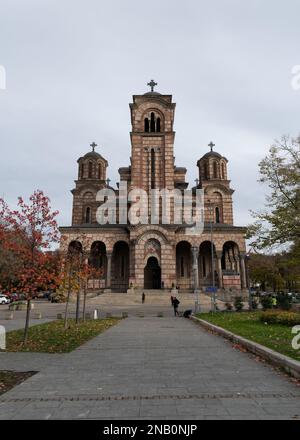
[1,316,300,419]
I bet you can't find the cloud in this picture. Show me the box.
[0,0,299,229]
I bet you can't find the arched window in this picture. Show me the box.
[213,161,218,178]
[205,162,209,180]
[221,163,225,179]
[79,163,84,179]
[150,112,155,132]
[215,207,220,223]
[85,207,91,224]
[151,149,155,189]
[156,117,161,132]
[144,118,149,132]
[98,163,102,180]
[88,161,93,178]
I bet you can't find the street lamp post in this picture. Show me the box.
[208,199,216,312]
[245,252,252,311]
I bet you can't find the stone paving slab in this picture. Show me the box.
[0,317,300,419]
[0,352,65,372]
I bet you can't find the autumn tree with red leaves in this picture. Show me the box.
[0,190,60,345]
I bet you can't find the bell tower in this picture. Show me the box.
[197,142,234,225]
[128,80,176,192]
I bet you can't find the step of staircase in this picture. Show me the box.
[87,290,223,307]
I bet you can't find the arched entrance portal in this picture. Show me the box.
[144,257,161,289]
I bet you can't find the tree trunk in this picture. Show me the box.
[23,298,31,346]
[82,282,87,322]
[75,283,80,324]
[64,267,72,329]
[64,285,71,330]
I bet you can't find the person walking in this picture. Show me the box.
[172,296,180,316]
[142,292,145,304]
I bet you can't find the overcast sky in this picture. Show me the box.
[0,0,299,229]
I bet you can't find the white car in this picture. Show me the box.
[0,295,10,305]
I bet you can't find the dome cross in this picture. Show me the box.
[90,142,98,152]
[208,141,215,152]
[147,79,157,92]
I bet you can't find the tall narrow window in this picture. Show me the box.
[98,164,102,180]
[150,112,155,132]
[221,163,225,179]
[180,256,184,277]
[79,163,84,179]
[144,118,149,132]
[85,207,91,224]
[205,162,209,180]
[88,161,93,178]
[213,161,218,178]
[215,207,220,223]
[156,117,161,132]
[151,149,155,189]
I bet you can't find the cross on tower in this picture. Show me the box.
[147,79,157,92]
[208,141,215,152]
[90,142,97,152]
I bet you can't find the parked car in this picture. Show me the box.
[0,294,10,305]
[14,293,26,301]
[42,291,51,300]
[10,293,20,302]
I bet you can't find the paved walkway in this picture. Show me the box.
[1,317,300,420]
[0,291,222,332]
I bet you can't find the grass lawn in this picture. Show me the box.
[0,371,36,396]
[3,318,121,353]
[197,312,300,362]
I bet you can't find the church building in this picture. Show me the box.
[60,82,248,294]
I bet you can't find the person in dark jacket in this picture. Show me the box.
[183,309,193,319]
[172,297,180,316]
[142,292,145,304]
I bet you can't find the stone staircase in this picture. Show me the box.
[87,290,224,310]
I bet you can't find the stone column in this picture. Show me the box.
[216,251,223,288]
[192,247,199,290]
[236,255,240,274]
[105,251,112,292]
[239,253,247,289]
[129,239,136,288]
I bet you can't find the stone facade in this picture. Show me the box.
[60,86,248,294]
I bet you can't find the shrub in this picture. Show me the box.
[234,296,244,312]
[251,298,258,310]
[277,293,292,310]
[260,310,300,326]
[260,295,273,311]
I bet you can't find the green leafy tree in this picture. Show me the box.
[248,135,300,250]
